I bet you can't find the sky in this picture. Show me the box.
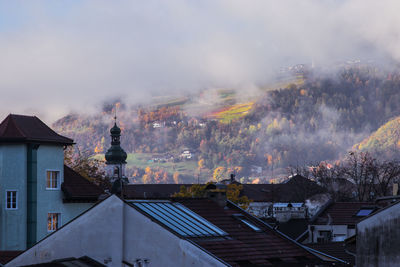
[1,0,400,123]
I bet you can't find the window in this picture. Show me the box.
[47,213,60,232]
[6,190,17,210]
[46,171,60,189]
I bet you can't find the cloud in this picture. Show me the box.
[0,0,399,122]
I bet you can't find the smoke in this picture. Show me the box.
[0,0,400,122]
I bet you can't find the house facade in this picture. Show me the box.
[306,202,378,244]
[0,114,102,250]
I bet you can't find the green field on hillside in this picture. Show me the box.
[93,153,211,182]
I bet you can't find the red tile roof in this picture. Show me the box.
[175,198,323,266]
[0,251,24,264]
[62,165,104,202]
[0,114,73,145]
[313,202,378,225]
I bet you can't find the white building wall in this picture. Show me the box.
[123,203,226,267]
[6,195,227,267]
[357,202,400,267]
[308,225,348,243]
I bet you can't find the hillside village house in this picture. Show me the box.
[0,114,103,250]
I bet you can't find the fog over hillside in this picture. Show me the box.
[1,1,400,122]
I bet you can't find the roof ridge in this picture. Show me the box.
[8,114,27,138]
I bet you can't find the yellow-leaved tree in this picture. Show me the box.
[172,183,252,209]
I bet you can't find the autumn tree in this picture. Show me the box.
[172,183,252,208]
[213,166,226,182]
[64,146,110,190]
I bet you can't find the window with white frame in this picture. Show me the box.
[47,213,60,232]
[6,190,17,210]
[46,170,60,189]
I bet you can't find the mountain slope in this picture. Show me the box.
[355,116,400,157]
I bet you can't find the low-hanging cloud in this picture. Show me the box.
[0,0,399,122]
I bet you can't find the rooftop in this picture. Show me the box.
[313,202,379,225]
[169,198,322,266]
[0,251,23,265]
[305,242,355,265]
[0,114,73,145]
[123,175,326,202]
[62,165,104,202]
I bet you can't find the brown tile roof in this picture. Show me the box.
[123,184,188,199]
[123,175,326,203]
[0,251,24,264]
[276,219,309,240]
[305,242,355,265]
[0,114,73,145]
[174,198,323,266]
[242,175,326,202]
[313,202,378,225]
[62,165,104,202]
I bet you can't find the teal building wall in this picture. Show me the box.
[0,144,95,250]
[0,144,28,250]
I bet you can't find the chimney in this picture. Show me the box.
[393,183,398,196]
[205,183,227,207]
[230,173,236,183]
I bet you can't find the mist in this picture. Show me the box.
[1,0,400,123]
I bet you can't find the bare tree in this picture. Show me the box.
[369,160,400,197]
[341,152,375,201]
[288,152,400,202]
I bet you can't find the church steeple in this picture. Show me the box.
[105,110,128,195]
[105,116,127,165]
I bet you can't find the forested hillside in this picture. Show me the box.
[54,63,400,184]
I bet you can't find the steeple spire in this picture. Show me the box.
[114,104,117,124]
[105,107,128,195]
[105,106,127,165]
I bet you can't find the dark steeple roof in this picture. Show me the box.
[105,122,127,165]
[0,114,73,145]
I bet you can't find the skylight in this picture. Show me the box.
[233,214,263,232]
[356,208,374,217]
[131,201,228,238]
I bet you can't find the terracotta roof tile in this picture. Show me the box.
[0,114,73,145]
